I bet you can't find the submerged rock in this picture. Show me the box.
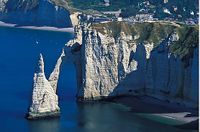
[26,54,60,120]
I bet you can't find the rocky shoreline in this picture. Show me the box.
[26,110,61,120]
[109,96,199,130]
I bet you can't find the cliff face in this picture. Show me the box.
[0,0,72,27]
[65,21,198,108]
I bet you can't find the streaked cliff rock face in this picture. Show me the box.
[0,0,8,12]
[0,0,71,27]
[65,21,198,108]
[27,53,64,119]
[49,49,65,92]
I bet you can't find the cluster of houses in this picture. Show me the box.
[184,18,198,25]
[79,11,198,26]
[77,9,123,24]
[79,11,159,24]
[77,2,198,26]
[124,13,158,23]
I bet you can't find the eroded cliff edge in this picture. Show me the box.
[65,21,198,109]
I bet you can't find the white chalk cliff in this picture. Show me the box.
[65,21,198,109]
[0,0,71,27]
[27,53,64,119]
[26,13,198,119]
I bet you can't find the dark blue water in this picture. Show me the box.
[0,27,196,132]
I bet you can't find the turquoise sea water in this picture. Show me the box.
[0,27,197,132]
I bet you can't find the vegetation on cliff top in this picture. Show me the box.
[92,21,198,60]
[170,25,198,65]
[92,21,176,44]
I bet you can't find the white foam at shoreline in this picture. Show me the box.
[153,112,198,123]
[0,21,74,33]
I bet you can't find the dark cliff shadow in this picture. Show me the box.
[112,35,174,95]
[106,38,198,116]
[109,96,199,130]
[110,96,198,115]
[110,43,147,97]
[104,38,199,130]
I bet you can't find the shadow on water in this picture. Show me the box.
[74,102,196,132]
[28,118,61,132]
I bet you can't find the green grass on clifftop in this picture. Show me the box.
[92,22,176,45]
[92,21,199,61]
[170,25,198,64]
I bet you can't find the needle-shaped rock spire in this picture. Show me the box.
[26,54,60,120]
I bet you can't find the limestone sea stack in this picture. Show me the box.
[26,54,60,119]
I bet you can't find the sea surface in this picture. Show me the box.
[0,27,196,132]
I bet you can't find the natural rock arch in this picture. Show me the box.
[26,22,199,120]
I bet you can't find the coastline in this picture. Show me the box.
[0,21,74,33]
[110,96,199,130]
